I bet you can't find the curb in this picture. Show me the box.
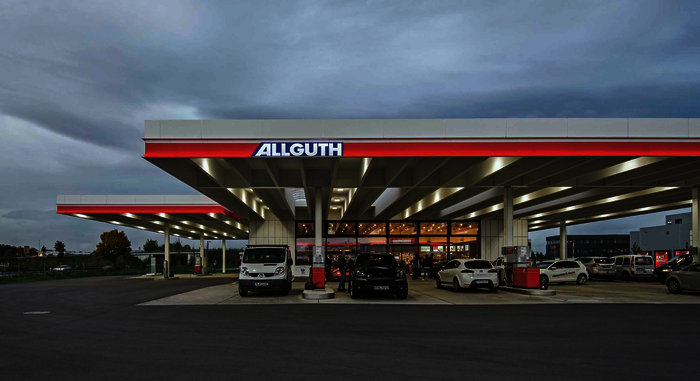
[500,286,556,296]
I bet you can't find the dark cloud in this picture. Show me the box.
[0,0,699,249]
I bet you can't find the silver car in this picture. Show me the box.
[577,257,616,280]
[666,263,700,293]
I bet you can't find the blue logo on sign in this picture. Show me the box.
[252,142,343,157]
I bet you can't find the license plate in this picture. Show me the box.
[637,269,645,273]
[373,286,389,290]
[476,280,489,284]
[254,282,268,286]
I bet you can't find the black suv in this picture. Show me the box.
[654,254,694,284]
[349,254,408,299]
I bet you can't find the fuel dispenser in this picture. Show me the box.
[311,245,326,289]
[194,256,203,274]
[503,246,539,288]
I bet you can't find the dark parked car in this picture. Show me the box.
[349,254,408,299]
[654,254,694,284]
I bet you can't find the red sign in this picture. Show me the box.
[674,250,690,256]
[655,251,670,267]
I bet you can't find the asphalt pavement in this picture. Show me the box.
[0,276,697,381]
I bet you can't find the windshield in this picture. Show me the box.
[356,255,397,268]
[464,260,493,269]
[594,258,613,264]
[242,248,286,264]
[635,257,653,266]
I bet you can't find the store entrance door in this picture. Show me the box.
[389,237,417,274]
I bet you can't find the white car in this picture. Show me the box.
[436,259,499,292]
[536,260,588,285]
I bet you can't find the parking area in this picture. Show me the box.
[138,276,700,306]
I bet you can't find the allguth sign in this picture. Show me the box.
[252,142,343,157]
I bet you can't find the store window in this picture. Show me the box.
[327,222,356,235]
[450,222,478,235]
[419,236,447,261]
[296,222,314,236]
[450,236,478,259]
[420,222,448,235]
[326,237,357,275]
[389,222,416,235]
[295,238,315,267]
[358,222,387,235]
[358,237,387,254]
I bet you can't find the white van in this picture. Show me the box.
[238,245,293,296]
[611,255,654,280]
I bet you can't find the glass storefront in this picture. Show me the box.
[358,236,387,254]
[295,220,479,261]
[449,236,478,259]
[390,222,416,235]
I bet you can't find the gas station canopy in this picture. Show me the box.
[135,118,700,232]
[56,195,247,240]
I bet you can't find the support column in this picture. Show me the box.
[315,188,322,247]
[313,187,325,286]
[222,239,226,273]
[559,221,567,260]
[164,222,170,277]
[504,186,513,247]
[693,188,699,263]
[200,232,206,274]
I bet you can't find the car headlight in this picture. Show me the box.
[397,269,405,278]
[241,267,249,276]
[355,270,366,278]
[274,267,285,276]
[662,269,672,272]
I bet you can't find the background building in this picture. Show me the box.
[546,234,630,259]
[629,212,691,256]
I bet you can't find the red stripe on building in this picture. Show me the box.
[144,141,700,158]
[57,205,241,218]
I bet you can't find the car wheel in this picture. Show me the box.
[396,289,408,300]
[540,275,548,287]
[622,271,631,281]
[667,278,682,294]
[238,288,248,297]
[576,274,587,285]
[436,277,442,289]
[452,278,461,293]
[281,285,291,296]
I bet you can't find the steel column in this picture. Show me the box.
[222,239,226,273]
[504,186,513,247]
[559,221,567,260]
[164,221,170,277]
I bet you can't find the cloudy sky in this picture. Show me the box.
[0,0,699,253]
